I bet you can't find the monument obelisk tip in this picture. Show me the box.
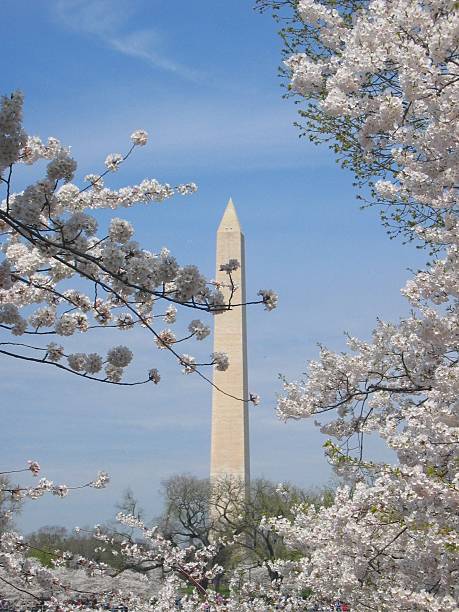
[218,197,242,233]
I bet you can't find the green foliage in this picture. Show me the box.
[28,547,56,568]
[27,525,125,570]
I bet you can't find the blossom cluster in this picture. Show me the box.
[280,0,459,242]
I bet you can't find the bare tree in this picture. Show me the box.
[0,475,22,534]
[158,474,334,583]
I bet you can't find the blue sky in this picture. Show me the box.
[1,0,425,532]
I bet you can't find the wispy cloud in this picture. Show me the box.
[53,0,203,82]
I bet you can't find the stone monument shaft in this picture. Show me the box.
[210,199,250,486]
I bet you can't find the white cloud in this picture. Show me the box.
[53,0,204,82]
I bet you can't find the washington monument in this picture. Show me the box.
[210,199,250,488]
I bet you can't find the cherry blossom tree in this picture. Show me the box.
[252,0,459,609]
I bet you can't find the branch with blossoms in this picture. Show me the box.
[0,462,116,607]
[0,460,109,501]
[0,91,277,399]
[277,309,453,464]
[95,514,222,597]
